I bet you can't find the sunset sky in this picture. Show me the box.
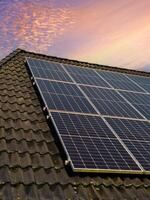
[0,0,150,71]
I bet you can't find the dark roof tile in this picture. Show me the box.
[37,184,53,200]
[0,152,9,167]
[0,139,7,152]
[31,153,52,169]
[0,167,10,184]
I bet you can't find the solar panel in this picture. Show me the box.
[139,84,150,93]
[27,57,150,174]
[119,92,150,105]
[64,64,111,88]
[27,57,73,82]
[35,79,96,113]
[106,118,150,171]
[97,70,130,82]
[51,112,140,171]
[81,86,143,118]
[123,140,150,171]
[106,118,150,141]
[127,74,150,85]
[97,70,145,92]
[120,91,150,119]
[127,74,150,93]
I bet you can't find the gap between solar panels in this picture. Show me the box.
[26,57,150,175]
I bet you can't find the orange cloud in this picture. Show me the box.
[0,1,75,56]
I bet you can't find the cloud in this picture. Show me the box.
[0,0,75,58]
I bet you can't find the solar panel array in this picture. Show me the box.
[27,57,150,174]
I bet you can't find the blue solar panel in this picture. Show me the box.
[64,64,97,76]
[139,84,150,93]
[132,104,150,120]
[37,79,84,97]
[123,140,150,171]
[64,64,111,88]
[106,118,150,141]
[36,79,96,113]
[80,86,122,101]
[81,86,143,118]
[120,91,150,119]
[97,70,130,82]
[27,57,73,82]
[51,112,140,171]
[119,92,150,105]
[96,70,145,92]
[127,74,150,85]
[106,118,150,171]
[106,80,144,92]
[126,74,150,94]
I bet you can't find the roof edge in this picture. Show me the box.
[0,48,24,67]
[1,48,150,76]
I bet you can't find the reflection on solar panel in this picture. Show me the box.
[106,118,150,170]
[64,64,111,88]
[97,70,145,92]
[127,74,150,93]
[120,91,150,119]
[27,58,73,82]
[27,57,150,174]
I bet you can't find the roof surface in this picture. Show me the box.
[0,49,150,200]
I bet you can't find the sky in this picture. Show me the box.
[0,0,150,71]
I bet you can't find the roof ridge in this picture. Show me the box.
[22,49,150,76]
[1,48,150,76]
[0,49,24,67]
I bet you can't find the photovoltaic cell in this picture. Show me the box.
[36,79,96,113]
[126,74,150,93]
[36,79,84,97]
[120,91,150,119]
[80,86,122,101]
[132,104,150,120]
[64,64,97,76]
[107,80,144,92]
[51,112,140,171]
[97,70,145,92]
[123,140,150,171]
[27,58,73,82]
[106,118,150,170]
[127,74,150,85]
[51,112,115,138]
[139,84,150,93]
[61,135,140,170]
[91,100,142,118]
[119,92,150,105]
[81,86,143,118]
[97,70,130,82]
[64,64,111,88]
[106,118,150,141]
